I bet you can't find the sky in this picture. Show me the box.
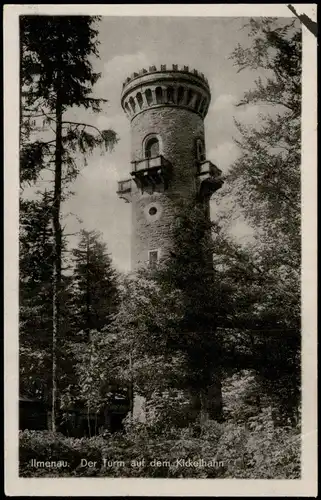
[36,16,291,273]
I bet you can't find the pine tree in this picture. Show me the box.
[70,229,119,340]
[20,15,118,430]
[57,230,120,426]
[19,192,55,402]
[19,192,54,347]
[19,192,73,403]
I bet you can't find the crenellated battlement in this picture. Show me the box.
[122,64,209,89]
[121,64,211,121]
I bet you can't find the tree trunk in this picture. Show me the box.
[188,375,223,426]
[51,79,63,432]
[87,406,91,437]
[128,353,134,422]
[204,375,224,422]
[86,234,91,339]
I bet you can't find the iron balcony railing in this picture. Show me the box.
[130,155,170,174]
[117,178,132,194]
[196,160,222,178]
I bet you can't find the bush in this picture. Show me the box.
[19,430,106,477]
[215,409,301,478]
[19,411,300,479]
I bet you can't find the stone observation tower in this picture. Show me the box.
[117,64,223,270]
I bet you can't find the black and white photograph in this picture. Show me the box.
[4,4,317,497]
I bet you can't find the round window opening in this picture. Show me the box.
[149,206,157,216]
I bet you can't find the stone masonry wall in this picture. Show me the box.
[130,106,205,269]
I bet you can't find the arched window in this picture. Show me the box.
[129,97,136,113]
[187,89,194,106]
[196,139,206,162]
[155,87,163,104]
[145,137,160,158]
[194,93,202,111]
[136,92,143,109]
[145,88,153,106]
[167,86,175,103]
[202,100,209,115]
[199,98,206,115]
[124,102,131,115]
[177,86,185,105]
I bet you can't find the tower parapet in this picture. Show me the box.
[121,64,211,121]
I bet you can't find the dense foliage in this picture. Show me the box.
[19,385,300,478]
[210,17,301,423]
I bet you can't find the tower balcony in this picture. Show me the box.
[116,178,132,203]
[130,155,172,190]
[197,160,224,199]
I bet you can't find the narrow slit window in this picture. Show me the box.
[196,139,206,162]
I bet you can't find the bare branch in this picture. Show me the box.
[62,120,104,137]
